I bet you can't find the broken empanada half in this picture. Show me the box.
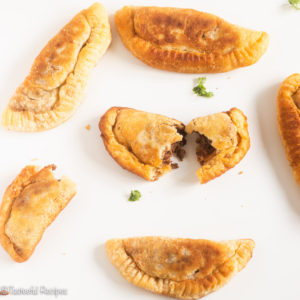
[99,107,186,181]
[115,6,269,73]
[277,73,300,185]
[0,165,76,262]
[106,237,255,300]
[2,3,111,132]
[186,108,250,183]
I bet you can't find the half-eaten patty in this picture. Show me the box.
[185,108,250,183]
[99,107,186,181]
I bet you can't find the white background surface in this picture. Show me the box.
[0,0,299,299]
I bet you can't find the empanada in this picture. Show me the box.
[0,165,76,262]
[99,107,186,181]
[2,3,111,132]
[277,73,300,185]
[106,236,255,300]
[115,6,269,73]
[185,108,250,183]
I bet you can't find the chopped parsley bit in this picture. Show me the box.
[128,190,141,201]
[193,77,214,98]
[289,0,300,9]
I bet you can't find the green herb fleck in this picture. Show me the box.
[289,0,300,9]
[128,190,141,201]
[193,77,214,98]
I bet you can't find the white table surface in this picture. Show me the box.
[0,0,299,299]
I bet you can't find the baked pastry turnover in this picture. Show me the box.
[115,6,269,73]
[185,108,250,183]
[106,236,255,299]
[2,3,111,131]
[0,165,76,262]
[99,107,186,181]
[277,73,300,185]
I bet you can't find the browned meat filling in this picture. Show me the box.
[195,133,216,165]
[173,129,187,160]
[163,150,173,165]
[162,128,186,169]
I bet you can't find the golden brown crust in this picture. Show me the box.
[277,74,300,185]
[115,6,269,73]
[106,237,255,300]
[0,165,76,262]
[186,108,250,183]
[2,3,111,132]
[99,107,185,181]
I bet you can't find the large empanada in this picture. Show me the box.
[115,6,269,73]
[99,107,186,181]
[277,73,300,185]
[185,108,250,183]
[106,236,255,299]
[0,165,76,262]
[2,3,111,132]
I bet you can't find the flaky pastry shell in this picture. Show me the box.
[2,3,111,132]
[0,165,76,262]
[277,73,300,185]
[186,108,250,183]
[115,6,269,73]
[106,236,255,300]
[99,107,186,181]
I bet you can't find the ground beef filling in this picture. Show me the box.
[195,133,216,165]
[162,128,186,169]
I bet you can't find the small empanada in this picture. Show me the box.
[106,236,255,300]
[2,3,111,132]
[115,6,269,73]
[277,73,300,185]
[185,108,250,183]
[0,165,76,262]
[99,107,186,181]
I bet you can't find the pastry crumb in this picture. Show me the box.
[85,124,91,130]
[238,171,243,175]
[31,158,38,161]
[62,252,67,256]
